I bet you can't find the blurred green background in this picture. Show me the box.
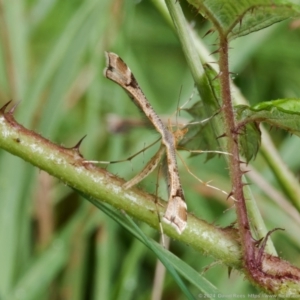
[0,0,300,299]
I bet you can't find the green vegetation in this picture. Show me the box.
[1,0,300,299]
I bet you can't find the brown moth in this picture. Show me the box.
[104,52,187,234]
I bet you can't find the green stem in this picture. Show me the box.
[157,0,276,255]
[0,104,240,268]
[260,128,300,210]
[163,0,300,294]
[158,0,300,212]
[164,1,257,270]
[217,29,300,297]
[0,78,300,297]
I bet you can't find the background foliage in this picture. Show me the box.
[1,0,300,299]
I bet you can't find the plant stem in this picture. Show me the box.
[217,24,300,297]
[218,35,256,269]
[0,72,300,297]
[0,104,241,268]
[161,0,276,255]
[163,0,300,295]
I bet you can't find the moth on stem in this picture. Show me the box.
[103,52,187,234]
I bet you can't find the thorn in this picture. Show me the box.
[238,160,246,164]
[241,182,251,187]
[256,228,284,268]
[212,71,223,81]
[216,133,227,139]
[226,191,234,201]
[72,135,87,153]
[241,169,250,175]
[254,237,264,247]
[210,48,220,55]
[232,125,245,135]
[8,101,21,114]
[203,28,215,38]
[225,221,237,229]
[228,267,233,278]
[0,100,12,113]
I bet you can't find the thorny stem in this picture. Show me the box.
[218,34,300,294]
[218,36,256,276]
[165,0,300,295]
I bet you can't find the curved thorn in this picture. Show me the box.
[256,228,285,268]
[226,191,234,201]
[72,135,87,152]
[0,100,12,113]
[254,237,264,247]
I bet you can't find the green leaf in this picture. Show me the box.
[126,217,220,300]
[5,205,94,300]
[185,0,300,39]
[180,101,219,160]
[203,64,222,108]
[235,99,300,161]
[238,121,261,162]
[82,193,221,299]
[253,98,300,113]
[236,99,300,135]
